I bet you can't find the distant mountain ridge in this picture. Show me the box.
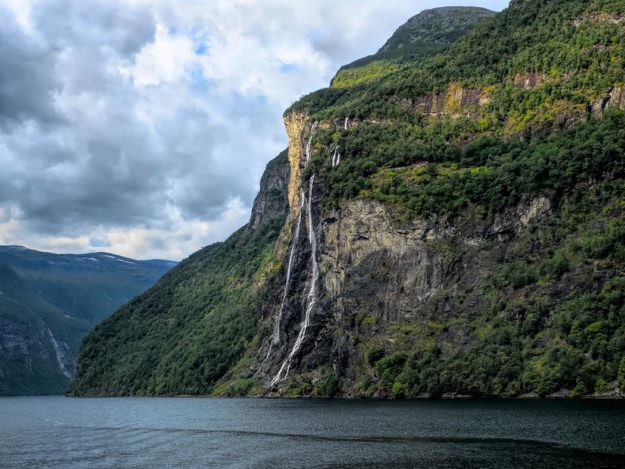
[0,245,175,395]
[0,245,175,325]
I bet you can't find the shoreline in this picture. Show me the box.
[58,392,625,400]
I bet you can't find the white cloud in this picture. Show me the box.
[128,25,197,87]
[0,0,510,260]
[0,0,32,30]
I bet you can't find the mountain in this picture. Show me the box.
[0,246,176,326]
[72,1,625,399]
[332,6,495,88]
[376,6,495,58]
[0,264,87,395]
[0,246,175,395]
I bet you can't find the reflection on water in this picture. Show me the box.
[1,397,624,468]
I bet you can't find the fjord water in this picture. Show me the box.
[2,397,625,468]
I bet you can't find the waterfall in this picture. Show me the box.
[305,122,318,162]
[265,192,306,360]
[267,122,320,379]
[47,329,73,379]
[329,117,348,167]
[271,174,319,386]
[331,145,341,167]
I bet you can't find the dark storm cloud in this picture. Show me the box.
[0,6,60,127]
[0,0,256,236]
[31,0,156,57]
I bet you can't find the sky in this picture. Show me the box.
[0,0,510,260]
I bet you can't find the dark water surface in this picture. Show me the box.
[1,397,625,468]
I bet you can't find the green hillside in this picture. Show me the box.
[69,151,289,396]
[0,246,176,326]
[0,264,87,395]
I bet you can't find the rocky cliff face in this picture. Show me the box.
[215,113,624,401]
[69,151,290,397]
[249,149,290,231]
[218,114,562,397]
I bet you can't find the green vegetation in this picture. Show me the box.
[0,265,88,395]
[298,0,625,222]
[291,0,625,399]
[619,358,625,391]
[294,0,625,121]
[70,152,289,396]
[361,272,625,398]
[352,185,625,398]
[0,247,174,326]
[332,61,400,89]
[277,368,340,398]
[311,109,625,219]
[332,7,494,88]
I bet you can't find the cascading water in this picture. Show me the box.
[331,146,341,167]
[265,192,306,360]
[330,118,348,167]
[271,174,319,386]
[305,122,318,162]
[269,122,320,386]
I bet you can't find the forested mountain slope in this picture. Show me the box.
[70,151,290,395]
[0,246,175,326]
[0,264,87,395]
[72,1,625,399]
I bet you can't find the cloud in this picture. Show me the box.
[0,5,59,127]
[0,0,510,260]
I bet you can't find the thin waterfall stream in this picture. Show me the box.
[270,123,319,386]
[265,192,305,360]
[271,175,319,386]
[305,122,318,162]
[331,145,340,167]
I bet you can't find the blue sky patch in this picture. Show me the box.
[279,62,298,74]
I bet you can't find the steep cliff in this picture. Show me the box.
[73,0,625,398]
[214,109,625,398]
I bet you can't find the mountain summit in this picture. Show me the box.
[332,6,494,88]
